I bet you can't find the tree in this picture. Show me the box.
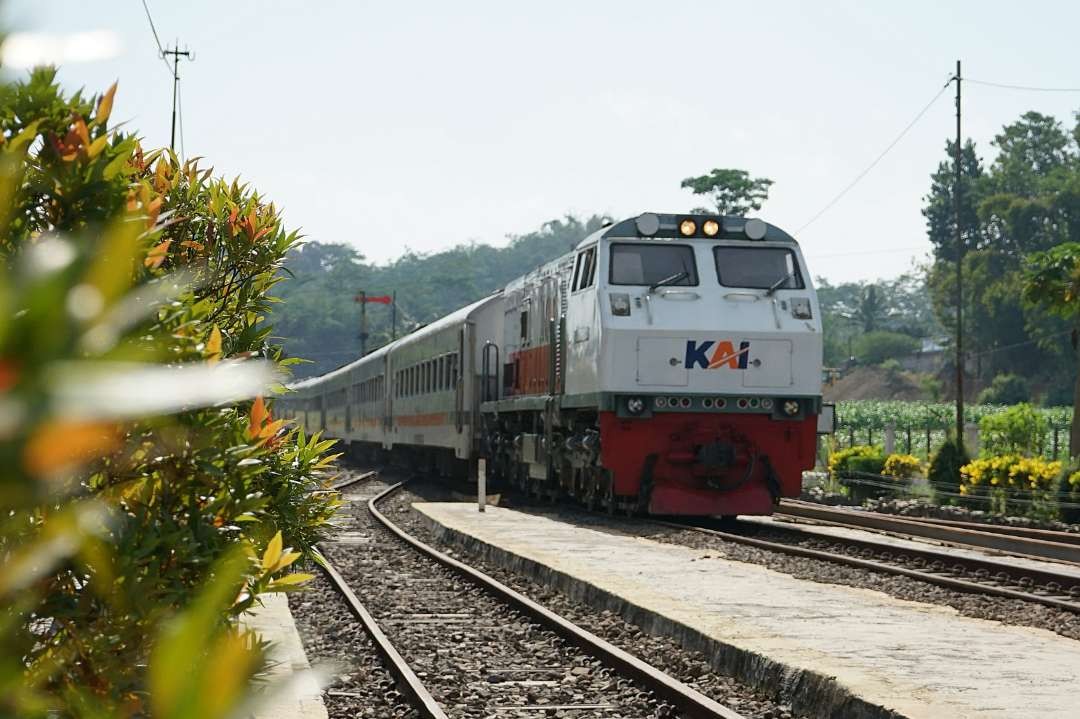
[1023,242,1080,455]
[854,331,919,365]
[922,139,985,261]
[988,111,1072,197]
[680,168,773,216]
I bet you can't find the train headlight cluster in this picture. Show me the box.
[626,396,646,415]
[782,399,801,416]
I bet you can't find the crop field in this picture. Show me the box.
[834,400,1073,460]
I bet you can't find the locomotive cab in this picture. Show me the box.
[567,213,823,515]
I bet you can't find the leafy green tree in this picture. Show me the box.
[854,331,920,365]
[922,139,985,261]
[1024,242,1080,455]
[977,373,1030,405]
[987,111,1072,197]
[680,168,773,215]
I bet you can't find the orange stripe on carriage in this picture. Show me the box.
[396,412,450,427]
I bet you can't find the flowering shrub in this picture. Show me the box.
[960,455,1061,493]
[828,444,885,480]
[883,453,923,479]
[960,455,1062,516]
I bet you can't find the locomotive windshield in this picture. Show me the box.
[609,243,698,286]
[713,246,804,290]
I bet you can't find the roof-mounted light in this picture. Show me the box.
[635,212,660,236]
[679,218,697,236]
[744,218,767,240]
[702,219,720,237]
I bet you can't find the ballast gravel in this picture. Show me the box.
[287,570,420,719]
[302,475,741,719]
[383,481,802,719]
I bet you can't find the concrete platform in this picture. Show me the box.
[241,592,328,719]
[414,502,1080,719]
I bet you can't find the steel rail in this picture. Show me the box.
[316,470,450,718]
[658,519,1080,614]
[777,500,1080,564]
[317,550,450,718]
[799,505,1080,546]
[329,469,379,492]
[369,482,745,719]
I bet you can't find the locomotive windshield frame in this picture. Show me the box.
[713,245,805,290]
[608,242,699,287]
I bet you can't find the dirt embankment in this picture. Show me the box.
[823,366,928,402]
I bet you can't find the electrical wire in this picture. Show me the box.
[805,246,927,259]
[967,78,1080,93]
[796,78,954,235]
[140,0,174,76]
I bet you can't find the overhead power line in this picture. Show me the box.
[967,78,1080,93]
[140,0,173,76]
[796,78,953,234]
[804,245,926,259]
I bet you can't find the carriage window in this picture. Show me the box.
[519,310,529,344]
[713,246,804,290]
[573,247,597,291]
[609,243,697,286]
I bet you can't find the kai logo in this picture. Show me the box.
[684,340,751,370]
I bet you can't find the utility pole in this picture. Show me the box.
[953,59,964,443]
[357,290,368,357]
[163,43,192,153]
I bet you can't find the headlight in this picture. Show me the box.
[783,399,800,416]
[609,292,631,316]
[626,396,645,415]
[702,219,720,237]
[679,218,697,236]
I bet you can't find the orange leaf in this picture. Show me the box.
[247,396,269,439]
[144,239,171,268]
[73,117,90,147]
[24,420,121,477]
[145,196,163,228]
[258,419,285,441]
[96,82,117,125]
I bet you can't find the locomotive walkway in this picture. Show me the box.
[413,502,1080,719]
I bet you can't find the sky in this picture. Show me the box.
[4,1,1080,284]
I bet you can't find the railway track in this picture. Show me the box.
[657,512,1080,614]
[319,471,744,719]
[777,499,1080,563]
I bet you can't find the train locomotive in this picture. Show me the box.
[280,212,825,516]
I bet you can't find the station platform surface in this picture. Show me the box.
[414,502,1080,719]
[241,592,327,719]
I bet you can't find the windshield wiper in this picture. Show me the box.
[764,271,795,297]
[648,270,689,293]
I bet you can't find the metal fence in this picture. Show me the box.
[833,419,1073,461]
